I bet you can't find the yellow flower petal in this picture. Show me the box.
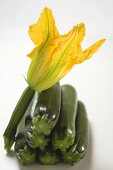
[77,23,85,43]
[75,39,106,64]
[28,7,59,50]
[83,39,106,59]
[27,47,38,59]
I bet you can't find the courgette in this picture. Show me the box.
[3,86,35,152]
[62,101,88,165]
[52,85,78,151]
[31,82,61,136]
[24,92,49,150]
[24,83,61,149]
[14,103,37,165]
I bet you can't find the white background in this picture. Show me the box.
[0,0,113,170]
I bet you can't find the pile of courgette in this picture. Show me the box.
[3,83,88,166]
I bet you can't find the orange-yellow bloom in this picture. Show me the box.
[27,7,105,91]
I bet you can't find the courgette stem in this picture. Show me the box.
[15,134,37,165]
[3,86,35,152]
[25,122,49,150]
[39,143,60,165]
[39,151,59,165]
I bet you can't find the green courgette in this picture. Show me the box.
[52,85,78,151]
[25,83,61,149]
[62,101,88,165]
[24,92,49,150]
[32,82,61,136]
[3,86,35,152]
[14,104,37,166]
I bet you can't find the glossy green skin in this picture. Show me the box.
[3,86,35,152]
[62,101,88,165]
[29,83,61,136]
[52,85,78,152]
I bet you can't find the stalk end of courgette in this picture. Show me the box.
[53,133,75,152]
[31,116,55,136]
[62,147,87,165]
[15,146,37,165]
[25,131,49,150]
[3,135,14,153]
[39,151,59,165]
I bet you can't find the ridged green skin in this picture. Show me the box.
[62,101,88,165]
[52,85,78,152]
[31,83,61,136]
[3,86,35,152]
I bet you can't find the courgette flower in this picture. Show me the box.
[27,7,105,91]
